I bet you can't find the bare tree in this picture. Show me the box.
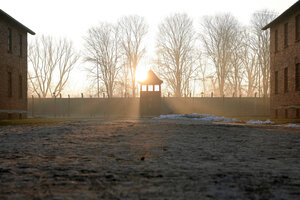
[28,35,79,97]
[200,13,241,96]
[228,28,244,97]
[118,15,148,97]
[239,30,259,97]
[84,23,121,98]
[251,10,277,97]
[156,13,196,97]
[195,51,208,95]
[116,55,130,97]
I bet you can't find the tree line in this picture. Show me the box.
[28,10,277,98]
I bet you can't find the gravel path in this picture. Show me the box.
[0,119,299,199]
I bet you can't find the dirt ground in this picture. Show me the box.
[0,119,299,199]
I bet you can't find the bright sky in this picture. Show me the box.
[2,0,298,96]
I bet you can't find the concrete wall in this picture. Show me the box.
[28,97,270,118]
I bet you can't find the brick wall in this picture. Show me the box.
[270,10,300,119]
[0,18,28,119]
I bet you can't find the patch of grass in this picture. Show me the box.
[0,118,73,126]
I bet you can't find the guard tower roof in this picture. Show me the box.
[138,70,163,85]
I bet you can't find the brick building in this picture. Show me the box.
[0,10,35,119]
[262,1,300,119]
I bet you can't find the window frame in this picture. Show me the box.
[284,67,288,93]
[8,72,12,97]
[19,34,22,57]
[148,85,153,91]
[8,28,12,53]
[296,14,300,42]
[18,75,23,99]
[142,85,147,91]
[296,63,300,91]
[275,29,278,52]
[284,23,288,47]
[275,71,279,94]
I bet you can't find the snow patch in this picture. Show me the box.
[246,119,275,125]
[285,123,300,128]
[154,113,238,123]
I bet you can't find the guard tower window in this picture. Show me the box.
[155,85,160,91]
[148,85,153,91]
[142,85,147,91]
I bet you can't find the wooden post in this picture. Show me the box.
[32,95,34,118]
[222,94,225,116]
[254,92,257,116]
[68,94,70,117]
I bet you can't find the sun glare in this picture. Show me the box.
[136,66,148,82]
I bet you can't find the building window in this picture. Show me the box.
[275,71,278,94]
[8,72,12,97]
[275,29,278,52]
[148,85,153,91]
[284,23,288,47]
[284,67,288,93]
[8,28,12,53]
[155,85,160,91]
[19,75,23,98]
[142,85,147,91]
[19,34,22,57]
[296,64,300,91]
[296,15,300,41]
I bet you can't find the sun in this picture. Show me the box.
[135,66,148,82]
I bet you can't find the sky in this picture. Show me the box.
[1,0,298,96]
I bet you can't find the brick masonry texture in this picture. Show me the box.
[0,18,28,119]
[270,9,300,119]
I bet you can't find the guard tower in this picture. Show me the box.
[138,70,163,116]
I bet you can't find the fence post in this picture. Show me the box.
[239,94,242,116]
[254,92,257,116]
[54,93,56,118]
[68,94,70,117]
[222,94,225,116]
[32,95,34,118]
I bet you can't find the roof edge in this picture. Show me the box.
[262,1,300,30]
[0,9,35,35]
